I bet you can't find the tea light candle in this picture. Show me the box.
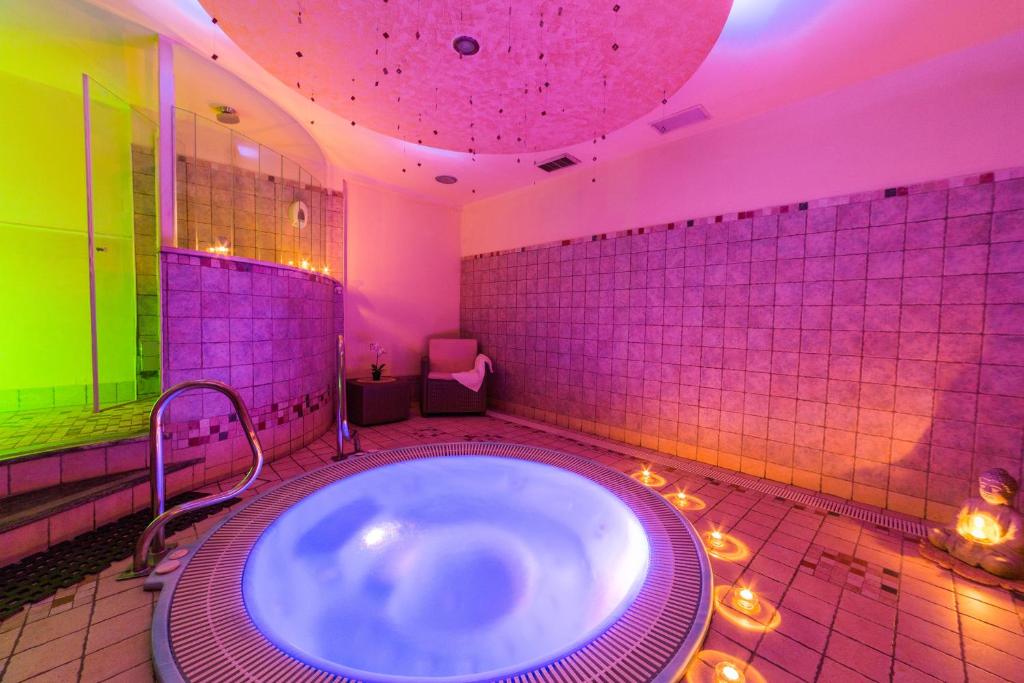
[709,530,725,549]
[959,511,1002,544]
[715,661,745,683]
[733,586,759,613]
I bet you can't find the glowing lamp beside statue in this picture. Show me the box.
[924,468,1024,586]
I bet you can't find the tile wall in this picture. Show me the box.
[160,249,343,484]
[461,168,1024,522]
[131,145,161,398]
[0,246,342,562]
[175,156,343,277]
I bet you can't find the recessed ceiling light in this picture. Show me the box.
[435,175,458,185]
[452,35,480,56]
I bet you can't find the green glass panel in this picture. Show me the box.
[88,79,139,409]
[0,2,158,414]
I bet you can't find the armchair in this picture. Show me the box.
[420,338,489,415]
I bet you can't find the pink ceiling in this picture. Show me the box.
[88,0,1024,206]
[197,0,731,154]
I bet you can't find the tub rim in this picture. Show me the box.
[151,442,713,683]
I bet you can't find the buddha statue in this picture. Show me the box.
[928,468,1024,580]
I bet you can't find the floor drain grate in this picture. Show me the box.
[0,492,238,621]
[492,411,928,538]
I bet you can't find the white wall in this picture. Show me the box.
[460,33,1024,255]
[343,180,461,377]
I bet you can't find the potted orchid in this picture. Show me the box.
[369,342,387,381]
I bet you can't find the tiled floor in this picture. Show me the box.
[0,402,151,461]
[1,413,1022,682]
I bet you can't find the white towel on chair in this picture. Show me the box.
[451,354,492,392]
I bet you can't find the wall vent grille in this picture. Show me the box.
[651,105,710,134]
[536,154,580,172]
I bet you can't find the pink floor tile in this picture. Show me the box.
[820,657,878,683]
[2,414,1023,682]
[757,630,822,681]
[826,632,893,681]
[833,609,895,655]
[79,630,150,683]
[895,634,964,681]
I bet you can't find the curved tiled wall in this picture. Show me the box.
[0,249,343,566]
[160,248,343,485]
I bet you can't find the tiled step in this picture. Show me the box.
[0,411,337,566]
[0,459,200,534]
[0,489,238,621]
[0,459,202,567]
[0,437,149,499]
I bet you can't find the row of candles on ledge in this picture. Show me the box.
[203,242,332,275]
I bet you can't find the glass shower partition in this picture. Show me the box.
[172,107,330,274]
[83,75,159,409]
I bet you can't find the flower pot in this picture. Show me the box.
[371,370,382,381]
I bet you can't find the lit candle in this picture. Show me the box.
[733,586,759,613]
[709,530,725,549]
[715,662,745,683]
[641,467,652,482]
[300,259,310,270]
[962,512,1001,544]
[970,514,986,539]
[676,491,687,505]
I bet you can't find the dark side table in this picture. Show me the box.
[346,377,410,426]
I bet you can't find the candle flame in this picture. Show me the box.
[958,511,1002,544]
[734,586,759,613]
[715,662,744,683]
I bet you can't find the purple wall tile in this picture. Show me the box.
[462,171,1024,520]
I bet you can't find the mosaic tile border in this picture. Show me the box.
[162,387,331,449]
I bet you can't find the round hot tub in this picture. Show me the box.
[152,443,711,682]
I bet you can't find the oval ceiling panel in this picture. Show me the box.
[200,0,732,154]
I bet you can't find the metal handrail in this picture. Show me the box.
[335,334,361,459]
[119,380,264,579]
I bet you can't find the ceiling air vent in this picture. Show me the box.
[650,105,710,135]
[536,154,580,172]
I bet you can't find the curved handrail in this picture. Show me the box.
[335,334,361,458]
[121,380,264,578]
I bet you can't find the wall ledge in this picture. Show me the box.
[161,247,342,287]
